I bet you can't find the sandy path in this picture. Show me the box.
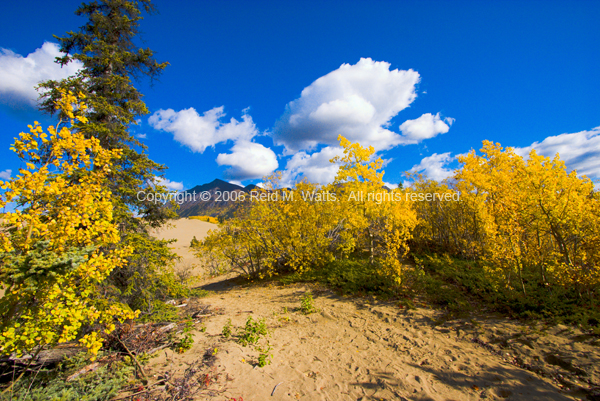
[147,219,597,400]
[150,279,597,400]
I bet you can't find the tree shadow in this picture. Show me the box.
[195,274,248,292]
[349,362,574,400]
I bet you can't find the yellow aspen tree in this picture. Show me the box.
[198,135,417,283]
[456,141,531,293]
[0,91,137,358]
[332,135,416,282]
[455,141,600,295]
[523,151,600,292]
[332,135,385,262]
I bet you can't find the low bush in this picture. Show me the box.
[411,253,600,330]
[280,258,400,298]
[0,352,134,401]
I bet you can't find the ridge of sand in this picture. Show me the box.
[148,219,598,400]
[149,217,217,275]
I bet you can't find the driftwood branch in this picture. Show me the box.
[0,346,84,367]
[116,337,147,380]
[146,342,172,356]
[66,362,100,382]
[271,381,284,396]
[191,313,213,318]
[110,378,167,401]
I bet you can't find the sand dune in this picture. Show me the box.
[147,219,597,400]
[150,218,218,274]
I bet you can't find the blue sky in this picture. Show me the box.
[1,0,599,191]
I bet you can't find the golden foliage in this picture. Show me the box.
[0,90,136,358]
[197,135,417,283]
[418,140,600,294]
[332,136,416,281]
[196,134,598,299]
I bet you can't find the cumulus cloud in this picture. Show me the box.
[216,141,278,181]
[148,106,258,153]
[151,58,456,185]
[279,146,344,187]
[514,126,600,180]
[278,145,395,188]
[399,113,454,144]
[154,177,184,191]
[409,152,455,182]
[149,105,274,182]
[0,42,82,108]
[0,169,12,180]
[273,58,426,152]
[150,58,455,185]
[406,126,600,185]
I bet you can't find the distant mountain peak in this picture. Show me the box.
[184,179,244,194]
[178,178,253,218]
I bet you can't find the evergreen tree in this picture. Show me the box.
[38,0,174,230]
[38,0,188,317]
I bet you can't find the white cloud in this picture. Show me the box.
[399,113,454,144]
[154,177,184,191]
[151,58,455,186]
[514,126,600,180]
[0,42,82,107]
[380,157,394,168]
[278,146,394,188]
[383,182,399,189]
[216,141,278,181]
[279,146,343,187]
[406,126,600,186]
[148,106,258,153]
[136,133,147,139]
[409,152,455,182]
[273,58,426,152]
[0,169,12,180]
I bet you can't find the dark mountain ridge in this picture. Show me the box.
[176,179,398,218]
[185,179,245,194]
[177,179,259,218]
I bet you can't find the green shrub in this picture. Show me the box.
[222,319,232,338]
[300,292,318,315]
[173,320,195,353]
[280,258,399,298]
[0,352,134,401]
[412,253,600,329]
[256,342,272,367]
[238,316,268,347]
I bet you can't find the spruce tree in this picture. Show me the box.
[38,0,173,230]
[38,0,186,316]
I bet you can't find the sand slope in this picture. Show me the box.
[147,219,597,400]
[149,218,218,274]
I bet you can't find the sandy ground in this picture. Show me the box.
[150,218,218,275]
[147,219,599,401]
